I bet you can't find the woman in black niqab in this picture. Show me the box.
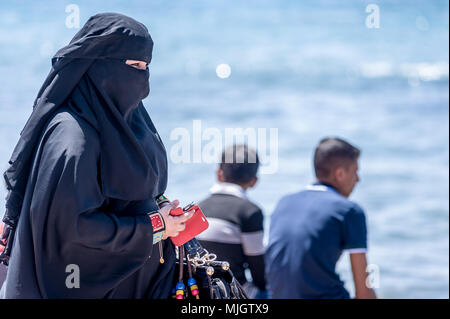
[0,13,179,298]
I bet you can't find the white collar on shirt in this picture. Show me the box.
[304,184,329,192]
[209,182,248,199]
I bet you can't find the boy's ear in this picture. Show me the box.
[334,167,345,183]
[248,176,258,188]
[217,167,225,182]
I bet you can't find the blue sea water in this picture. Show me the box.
[0,0,448,298]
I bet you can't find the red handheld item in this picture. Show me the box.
[169,203,209,246]
[169,207,184,217]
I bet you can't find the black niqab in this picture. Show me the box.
[0,13,174,298]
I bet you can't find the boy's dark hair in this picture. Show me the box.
[220,144,259,185]
[314,137,360,179]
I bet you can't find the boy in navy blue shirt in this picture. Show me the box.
[265,137,376,299]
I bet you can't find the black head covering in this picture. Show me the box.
[1,13,168,264]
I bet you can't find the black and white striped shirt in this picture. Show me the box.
[197,183,266,291]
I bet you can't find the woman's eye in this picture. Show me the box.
[134,64,147,70]
[125,61,148,70]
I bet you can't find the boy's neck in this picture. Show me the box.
[221,181,249,191]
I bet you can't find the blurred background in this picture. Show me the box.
[0,0,448,298]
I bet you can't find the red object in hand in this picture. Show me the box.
[169,204,209,246]
[0,223,6,254]
[169,207,184,217]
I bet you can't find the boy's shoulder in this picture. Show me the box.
[201,193,261,212]
[199,194,263,229]
[277,187,365,215]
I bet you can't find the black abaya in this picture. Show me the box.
[0,13,175,298]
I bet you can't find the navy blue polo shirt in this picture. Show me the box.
[265,182,368,299]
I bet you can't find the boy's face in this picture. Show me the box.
[335,159,360,198]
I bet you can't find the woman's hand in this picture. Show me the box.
[159,200,194,240]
